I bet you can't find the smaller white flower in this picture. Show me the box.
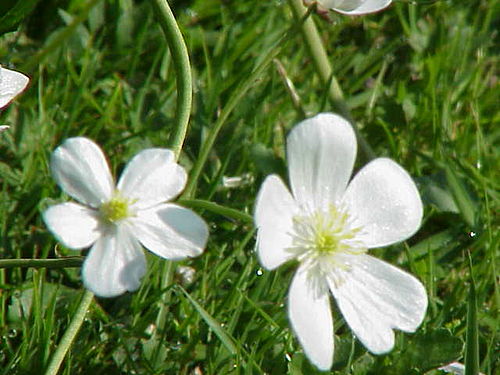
[0,65,29,109]
[254,113,427,370]
[0,125,9,132]
[317,0,391,15]
[43,137,209,297]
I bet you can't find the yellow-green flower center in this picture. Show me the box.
[100,193,132,223]
[289,204,367,284]
[291,205,362,256]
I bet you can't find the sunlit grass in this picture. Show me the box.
[0,0,497,374]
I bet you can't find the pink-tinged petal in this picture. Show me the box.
[288,264,334,371]
[320,0,391,15]
[51,137,114,207]
[117,149,187,209]
[329,254,427,354]
[287,113,357,210]
[132,204,208,260]
[82,225,146,297]
[0,66,29,109]
[342,158,423,248]
[254,175,298,270]
[43,202,101,249]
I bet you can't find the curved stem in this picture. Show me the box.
[45,290,94,375]
[287,0,375,160]
[181,40,282,198]
[151,0,192,159]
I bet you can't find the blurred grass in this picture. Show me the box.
[0,0,498,374]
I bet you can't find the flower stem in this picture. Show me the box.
[151,0,192,159]
[0,258,83,269]
[44,290,94,375]
[287,0,375,160]
[181,38,283,198]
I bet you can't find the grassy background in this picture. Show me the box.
[0,0,498,373]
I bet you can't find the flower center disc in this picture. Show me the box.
[100,194,131,223]
[290,204,367,263]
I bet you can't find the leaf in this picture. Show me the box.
[176,285,238,355]
[465,264,479,375]
[445,166,477,227]
[251,143,286,178]
[418,172,459,213]
[385,329,463,373]
[0,0,40,35]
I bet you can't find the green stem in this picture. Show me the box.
[45,290,94,375]
[152,0,192,159]
[0,258,83,269]
[178,199,253,223]
[287,0,375,160]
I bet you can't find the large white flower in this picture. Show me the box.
[254,113,427,370]
[43,137,209,297]
[0,65,29,109]
[318,0,391,15]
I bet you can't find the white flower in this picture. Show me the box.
[318,0,391,15]
[0,65,29,109]
[438,362,485,375]
[254,113,427,370]
[43,137,209,297]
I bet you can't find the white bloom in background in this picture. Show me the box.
[254,113,427,370]
[43,137,209,297]
[438,362,485,375]
[318,0,392,15]
[0,65,29,109]
[0,125,9,132]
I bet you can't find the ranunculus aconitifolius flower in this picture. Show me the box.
[254,113,427,370]
[43,137,209,297]
[318,0,392,15]
[0,65,29,109]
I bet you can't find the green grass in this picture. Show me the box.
[0,0,498,374]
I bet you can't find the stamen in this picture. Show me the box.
[288,204,367,287]
[99,192,133,223]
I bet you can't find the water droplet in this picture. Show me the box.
[8,329,17,338]
[256,268,263,276]
[469,231,476,238]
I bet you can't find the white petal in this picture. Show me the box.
[342,158,423,248]
[320,0,392,15]
[82,225,146,297]
[254,175,298,270]
[0,125,9,132]
[287,113,357,210]
[51,137,114,207]
[329,254,427,354]
[117,149,187,209]
[288,265,334,371]
[132,204,208,260]
[0,66,29,109]
[43,202,101,249]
